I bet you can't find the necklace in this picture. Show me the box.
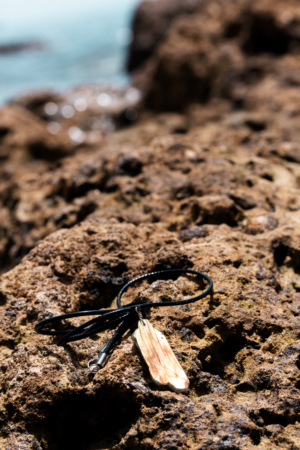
[35,269,213,393]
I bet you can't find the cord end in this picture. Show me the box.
[96,352,108,367]
[88,352,108,372]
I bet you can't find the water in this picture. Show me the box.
[0,0,140,104]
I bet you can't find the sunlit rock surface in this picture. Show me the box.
[2,0,300,448]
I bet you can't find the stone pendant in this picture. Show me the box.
[132,319,189,393]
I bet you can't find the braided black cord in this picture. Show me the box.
[35,269,213,367]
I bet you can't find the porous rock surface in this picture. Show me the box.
[0,109,189,273]
[2,0,300,448]
[1,127,300,449]
[127,0,202,72]
[134,0,300,113]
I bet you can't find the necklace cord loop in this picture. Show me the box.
[35,269,213,370]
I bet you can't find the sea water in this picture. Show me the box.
[0,0,140,104]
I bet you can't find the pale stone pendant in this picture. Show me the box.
[132,319,189,393]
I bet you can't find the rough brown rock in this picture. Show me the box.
[2,0,300,448]
[0,111,194,274]
[1,123,300,448]
[0,105,73,162]
[1,84,142,164]
[127,0,202,72]
[134,0,300,112]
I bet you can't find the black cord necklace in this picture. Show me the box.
[35,269,213,392]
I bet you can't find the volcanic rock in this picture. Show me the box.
[134,0,300,112]
[1,0,300,448]
[127,0,203,72]
[0,105,73,162]
[1,121,300,448]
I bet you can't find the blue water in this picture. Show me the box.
[0,0,140,104]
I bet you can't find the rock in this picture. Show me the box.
[243,214,279,234]
[1,114,300,446]
[0,113,199,273]
[10,90,64,118]
[2,0,300,447]
[196,195,245,226]
[127,0,202,71]
[179,225,208,242]
[276,142,300,163]
[0,41,45,55]
[229,189,257,210]
[0,83,144,168]
[0,113,299,273]
[0,105,73,161]
[1,215,300,448]
[133,0,300,112]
